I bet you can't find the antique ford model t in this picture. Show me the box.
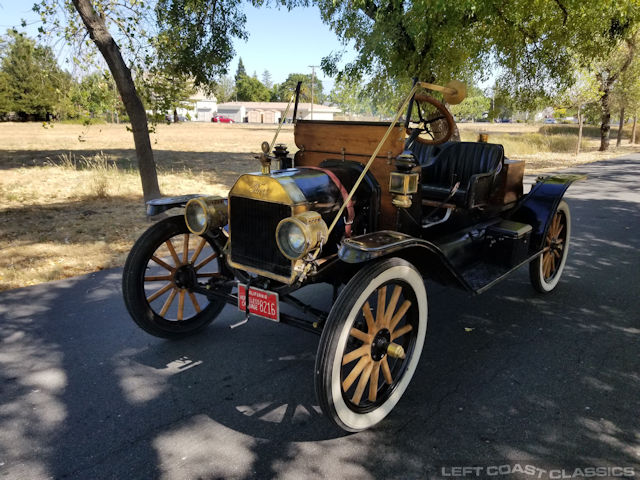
[122,80,583,431]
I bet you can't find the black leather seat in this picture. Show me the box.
[410,141,504,208]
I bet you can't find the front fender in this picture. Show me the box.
[338,231,471,290]
[509,174,585,250]
[145,194,203,216]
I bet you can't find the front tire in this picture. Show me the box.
[529,200,571,293]
[122,215,231,339]
[315,258,428,432]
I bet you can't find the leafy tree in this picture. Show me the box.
[615,57,640,144]
[590,31,638,151]
[487,84,517,122]
[214,75,236,103]
[0,30,71,120]
[139,69,195,122]
[70,71,116,118]
[236,75,270,102]
[449,86,490,122]
[36,0,252,201]
[609,45,640,147]
[315,1,640,144]
[273,73,324,103]
[329,76,372,117]
[557,69,601,154]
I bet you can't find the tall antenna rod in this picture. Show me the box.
[308,65,320,120]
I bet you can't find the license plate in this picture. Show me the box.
[237,284,279,322]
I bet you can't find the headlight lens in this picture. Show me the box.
[185,201,207,234]
[184,196,227,235]
[276,212,328,260]
[277,221,307,259]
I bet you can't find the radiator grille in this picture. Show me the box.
[229,197,292,279]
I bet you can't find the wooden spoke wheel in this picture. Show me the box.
[405,93,455,145]
[122,215,231,338]
[315,258,427,432]
[529,200,571,293]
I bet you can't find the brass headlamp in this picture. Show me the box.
[276,211,329,260]
[184,196,228,235]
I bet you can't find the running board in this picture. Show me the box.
[459,252,542,294]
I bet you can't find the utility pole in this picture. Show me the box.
[309,65,320,120]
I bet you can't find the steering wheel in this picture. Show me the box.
[405,93,455,145]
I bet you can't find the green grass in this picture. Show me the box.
[539,124,631,139]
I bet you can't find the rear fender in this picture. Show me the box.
[145,194,203,216]
[509,174,585,250]
[338,231,471,290]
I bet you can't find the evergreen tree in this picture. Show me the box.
[235,57,247,82]
[0,30,71,120]
[262,69,273,89]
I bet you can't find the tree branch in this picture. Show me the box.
[552,0,568,26]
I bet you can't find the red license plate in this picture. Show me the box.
[237,284,279,322]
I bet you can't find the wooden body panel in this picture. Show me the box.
[294,121,406,230]
[295,121,405,157]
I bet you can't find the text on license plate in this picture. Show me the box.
[237,284,279,322]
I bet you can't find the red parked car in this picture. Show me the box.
[211,114,234,123]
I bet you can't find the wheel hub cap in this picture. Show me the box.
[371,329,391,361]
[173,264,196,289]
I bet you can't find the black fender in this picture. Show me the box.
[338,230,471,291]
[145,194,203,216]
[508,174,585,250]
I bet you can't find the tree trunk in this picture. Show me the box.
[575,106,583,156]
[173,108,179,123]
[445,103,460,142]
[631,115,637,144]
[599,86,612,152]
[616,107,625,148]
[71,0,161,201]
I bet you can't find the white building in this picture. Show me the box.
[216,102,341,124]
[177,90,217,122]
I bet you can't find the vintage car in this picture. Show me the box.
[122,80,583,432]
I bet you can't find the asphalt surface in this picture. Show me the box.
[1,157,639,480]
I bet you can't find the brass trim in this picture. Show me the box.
[226,257,298,285]
[184,196,227,235]
[275,211,329,261]
[226,173,318,285]
[230,173,306,205]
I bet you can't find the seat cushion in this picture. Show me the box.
[415,141,504,208]
[419,142,503,186]
[421,184,467,204]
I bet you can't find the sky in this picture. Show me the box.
[0,1,355,93]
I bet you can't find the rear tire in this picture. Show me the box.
[529,200,571,293]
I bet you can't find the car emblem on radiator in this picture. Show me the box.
[249,182,269,198]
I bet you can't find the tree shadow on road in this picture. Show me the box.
[0,160,639,479]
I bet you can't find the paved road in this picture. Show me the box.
[1,157,639,480]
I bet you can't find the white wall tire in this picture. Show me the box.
[315,258,428,432]
[529,200,571,293]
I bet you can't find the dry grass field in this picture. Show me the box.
[0,121,638,290]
